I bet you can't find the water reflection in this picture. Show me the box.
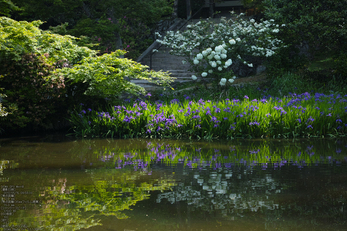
[0,137,346,230]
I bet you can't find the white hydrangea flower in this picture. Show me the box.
[201,72,208,77]
[228,78,235,83]
[236,38,241,42]
[217,60,222,65]
[214,55,221,60]
[215,45,224,53]
[210,61,217,68]
[193,59,199,65]
[229,39,236,45]
[196,54,203,60]
[218,67,222,71]
[219,78,227,86]
[248,63,253,67]
[208,70,213,74]
[225,59,232,67]
[220,54,227,59]
[191,75,197,80]
[250,19,255,23]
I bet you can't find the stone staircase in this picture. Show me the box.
[131,17,234,91]
[131,46,196,91]
[141,47,195,86]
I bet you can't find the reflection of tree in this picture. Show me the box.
[0,160,18,175]
[7,168,176,230]
[62,169,176,218]
[2,138,347,230]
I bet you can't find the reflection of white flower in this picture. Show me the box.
[191,75,197,80]
[201,72,208,77]
[229,193,237,200]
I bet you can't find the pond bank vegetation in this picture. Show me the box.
[70,73,347,139]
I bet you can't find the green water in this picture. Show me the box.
[0,136,346,231]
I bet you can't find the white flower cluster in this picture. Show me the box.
[157,12,285,84]
[219,76,236,86]
[0,103,8,117]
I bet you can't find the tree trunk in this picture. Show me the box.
[186,0,191,19]
[172,0,179,18]
[209,0,214,18]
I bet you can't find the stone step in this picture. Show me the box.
[150,67,192,72]
[147,56,189,62]
[144,61,190,67]
[134,18,225,91]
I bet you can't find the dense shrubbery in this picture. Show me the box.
[263,0,347,78]
[0,17,173,134]
[2,0,347,138]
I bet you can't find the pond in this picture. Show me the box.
[1,135,346,231]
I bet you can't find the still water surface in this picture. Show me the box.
[1,136,346,231]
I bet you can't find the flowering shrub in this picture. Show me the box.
[157,12,285,82]
[71,92,347,139]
